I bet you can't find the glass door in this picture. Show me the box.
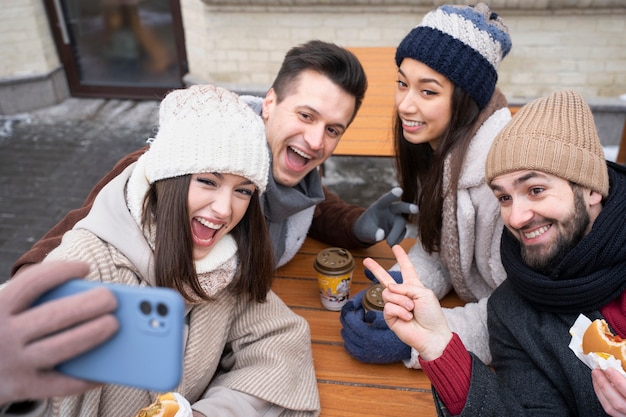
[45,0,187,99]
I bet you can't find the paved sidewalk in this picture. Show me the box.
[0,98,395,281]
[0,98,158,280]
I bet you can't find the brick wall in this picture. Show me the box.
[498,13,625,100]
[0,0,59,80]
[1,0,624,112]
[181,0,626,102]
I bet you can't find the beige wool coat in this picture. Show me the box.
[43,164,320,417]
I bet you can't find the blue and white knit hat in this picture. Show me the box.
[395,3,512,109]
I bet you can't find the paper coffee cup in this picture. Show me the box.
[362,283,385,314]
[313,247,355,311]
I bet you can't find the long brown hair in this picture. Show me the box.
[393,85,480,253]
[142,175,275,303]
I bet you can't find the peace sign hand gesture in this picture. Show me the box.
[362,245,453,361]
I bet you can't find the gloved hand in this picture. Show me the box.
[353,187,418,247]
[340,270,410,364]
[364,268,403,285]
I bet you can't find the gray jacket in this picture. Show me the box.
[435,280,607,416]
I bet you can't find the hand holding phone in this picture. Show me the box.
[33,279,185,392]
[0,261,119,407]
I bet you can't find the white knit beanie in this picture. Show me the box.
[126,84,269,227]
[145,84,268,191]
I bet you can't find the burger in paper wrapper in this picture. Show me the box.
[132,392,192,417]
[569,314,626,377]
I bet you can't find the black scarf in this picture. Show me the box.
[501,162,626,313]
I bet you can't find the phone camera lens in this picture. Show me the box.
[140,301,152,315]
[156,303,168,316]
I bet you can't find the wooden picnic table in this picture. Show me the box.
[272,236,464,416]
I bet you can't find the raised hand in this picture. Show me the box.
[593,368,626,416]
[0,261,118,405]
[362,245,452,361]
[353,187,418,246]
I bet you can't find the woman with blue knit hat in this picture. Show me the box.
[341,2,513,368]
[40,84,319,417]
[368,89,623,416]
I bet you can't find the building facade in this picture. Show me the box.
[2,0,625,141]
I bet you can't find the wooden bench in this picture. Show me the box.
[272,237,464,416]
[334,47,520,157]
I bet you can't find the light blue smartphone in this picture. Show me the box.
[33,279,185,392]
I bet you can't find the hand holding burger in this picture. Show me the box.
[583,319,626,372]
[569,315,626,378]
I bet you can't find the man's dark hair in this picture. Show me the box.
[271,40,367,125]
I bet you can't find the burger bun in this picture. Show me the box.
[582,318,626,372]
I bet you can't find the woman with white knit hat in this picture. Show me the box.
[341,2,513,368]
[41,84,319,417]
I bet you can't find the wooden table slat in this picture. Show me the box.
[313,344,432,389]
[275,255,398,284]
[318,383,436,417]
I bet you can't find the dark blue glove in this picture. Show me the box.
[364,268,403,285]
[340,271,410,364]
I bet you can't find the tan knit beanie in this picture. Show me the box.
[485,89,608,197]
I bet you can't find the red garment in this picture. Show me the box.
[419,333,472,416]
[416,293,626,417]
[601,291,626,338]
